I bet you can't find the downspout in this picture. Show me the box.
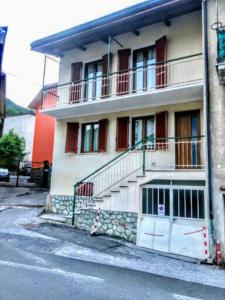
[202,0,214,250]
[41,55,47,109]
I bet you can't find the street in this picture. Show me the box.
[0,188,224,300]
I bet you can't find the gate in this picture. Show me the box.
[137,181,208,259]
[0,160,51,188]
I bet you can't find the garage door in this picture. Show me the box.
[137,183,208,259]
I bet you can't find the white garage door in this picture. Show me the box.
[137,183,208,259]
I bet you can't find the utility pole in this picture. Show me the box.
[0,26,8,137]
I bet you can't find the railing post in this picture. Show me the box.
[72,184,77,226]
[142,139,146,176]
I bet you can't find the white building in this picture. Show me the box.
[31,0,214,260]
[3,114,35,161]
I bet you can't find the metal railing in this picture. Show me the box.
[72,136,205,225]
[42,53,203,109]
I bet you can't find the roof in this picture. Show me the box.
[28,83,57,109]
[31,0,201,56]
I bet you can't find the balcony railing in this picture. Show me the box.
[42,53,203,109]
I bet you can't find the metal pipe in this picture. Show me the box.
[41,55,47,109]
[202,0,214,246]
[106,34,111,96]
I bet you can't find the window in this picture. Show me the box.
[142,187,170,216]
[142,185,205,220]
[132,116,155,149]
[82,123,99,153]
[133,47,156,93]
[173,189,205,219]
[85,61,102,100]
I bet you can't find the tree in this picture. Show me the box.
[0,130,25,169]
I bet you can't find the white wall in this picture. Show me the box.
[3,114,35,161]
[58,10,202,86]
[51,100,203,196]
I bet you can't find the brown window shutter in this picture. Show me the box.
[155,36,167,88]
[98,119,108,152]
[65,122,79,153]
[156,111,168,150]
[117,49,131,95]
[102,53,112,98]
[70,62,82,103]
[116,117,129,151]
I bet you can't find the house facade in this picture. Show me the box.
[31,0,214,260]
[28,84,56,165]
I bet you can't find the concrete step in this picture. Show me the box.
[94,197,104,202]
[40,213,67,223]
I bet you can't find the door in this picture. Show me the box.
[175,110,201,168]
[137,184,208,259]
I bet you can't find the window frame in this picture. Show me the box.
[84,59,102,100]
[132,115,155,148]
[142,184,206,220]
[81,122,100,153]
[133,46,156,92]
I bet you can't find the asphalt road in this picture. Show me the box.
[0,190,224,300]
[0,236,225,300]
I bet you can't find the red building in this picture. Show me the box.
[29,84,56,164]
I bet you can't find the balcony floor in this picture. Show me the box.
[42,82,203,119]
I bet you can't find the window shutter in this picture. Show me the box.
[155,36,167,88]
[65,122,79,153]
[116,117,129,151]
[70,62,82,103]
[102,53,112,98]
[98,119,108,152]
[117,49,131,95]
[156,111,168,150]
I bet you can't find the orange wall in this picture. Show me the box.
[32,92,56,164]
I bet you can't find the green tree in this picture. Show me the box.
[0,130,26,170]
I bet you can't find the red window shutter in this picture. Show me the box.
[102,53,112,98]
[156,111,168,150]
[155,36,167,88]
[65,122,79,153]
[98,119,108,152]
[117,49,131,95]
[116,117,129,151]
[70,62,82,103]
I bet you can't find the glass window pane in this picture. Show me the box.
[93,124,99,152]
[153,188,158,215]
[86,64,95,100]
[83,125,92,152]
[192,190,198,218]
[134,119,143,148]
[147,48,156,90]
[147,188,153,214]
[142,188,147,214]
[165,189,170,216]
[135,51,144,93]
[146,117,155,149]
[198,190,205,219]
[185,190,192,218]
[173,189,178,217]
[96,62,102,99]
[179,190,185,217]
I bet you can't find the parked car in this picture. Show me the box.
[0,168,10,182]
[20,162,32,176]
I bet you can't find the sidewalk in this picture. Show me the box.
[29,221,225,290]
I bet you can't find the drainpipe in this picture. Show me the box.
[202,0,214,252]
[41,55,47,109]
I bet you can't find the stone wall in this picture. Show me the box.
[50,195,138,243]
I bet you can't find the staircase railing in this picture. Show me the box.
[72,135,205,225]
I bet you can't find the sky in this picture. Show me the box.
[0,0,145,108]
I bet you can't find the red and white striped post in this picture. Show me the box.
[91,208,101,236]
[216,240,222,265]
[202,226,208,260]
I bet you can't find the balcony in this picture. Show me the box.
[42,54,203,119]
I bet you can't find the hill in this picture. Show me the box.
[5,99,34,117]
